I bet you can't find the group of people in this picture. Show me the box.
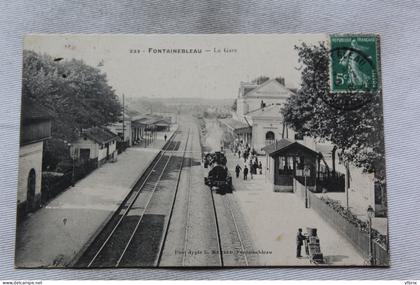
[235,155,263,180]
[231,140,264,181]
[234,143,257,163]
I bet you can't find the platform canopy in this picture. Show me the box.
[218,118,251,135]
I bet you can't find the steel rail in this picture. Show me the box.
[181,130,193,266]
[115,133,182,267]
[86,132,179,267]
[210,186,224,266]
[223,195,249,266]
[155,129,191,267]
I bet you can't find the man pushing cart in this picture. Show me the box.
[296,227,325,264]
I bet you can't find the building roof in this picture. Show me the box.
[132,114,169,125]
[262,139,294,154]
[139,117,161,125]
[242,79,294,99]
[21,97,53,123]
[154,118,171,126]
[239,82,259,96]
[219,118,251,131]
[262,139,319,158]
[131,120,147,128]
[82,127,121,144]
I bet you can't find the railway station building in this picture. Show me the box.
[71,127,121,167]
[17,98,52,220]
[222,78,296,153]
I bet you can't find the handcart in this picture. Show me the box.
[305,227,325,264]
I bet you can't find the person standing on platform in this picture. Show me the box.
[164,134,167,141]
[296,228,307,258]
[243,165,248,180]
[235,164,242,178]
[249,159,254,179]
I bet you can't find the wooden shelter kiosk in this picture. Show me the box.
[263,139,321,192]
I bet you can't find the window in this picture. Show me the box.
[266,131,275,140]
[265,131,275,145]
[278,156,293,174]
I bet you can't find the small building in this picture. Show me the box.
[263,139,320,192]
[131,115,157,146]
[71,127,120,167]
[136,115,171,131]
[153,118,171,131]
[17,98,52,218]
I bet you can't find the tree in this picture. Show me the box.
[282,43,385,178]
[22,50,121,142]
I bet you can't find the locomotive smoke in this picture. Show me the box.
[204,119,225,152]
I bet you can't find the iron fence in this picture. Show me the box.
[41,159,98,203]
[309,191,389,266]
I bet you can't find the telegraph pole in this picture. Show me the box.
[122,93,125,143]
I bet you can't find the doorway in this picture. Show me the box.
[26,169,36,212]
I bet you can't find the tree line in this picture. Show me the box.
[282,43,385,179]
[22,50,122,170]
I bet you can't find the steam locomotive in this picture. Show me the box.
[203,151,232,192]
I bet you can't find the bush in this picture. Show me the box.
[320,196,387,247]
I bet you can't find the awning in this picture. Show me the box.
[218,118,251,135]
[132,120,147,128]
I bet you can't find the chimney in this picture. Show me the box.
[276,77,285,85]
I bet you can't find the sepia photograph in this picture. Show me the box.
[15,34,389,268]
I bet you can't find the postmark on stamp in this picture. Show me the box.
[329,34,380,93]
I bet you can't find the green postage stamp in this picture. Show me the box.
[330,34,380,93]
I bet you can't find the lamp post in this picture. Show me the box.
[345,161,350,210]
[367,205,375,265]
[65,141,75,187]
[304,166,310,208]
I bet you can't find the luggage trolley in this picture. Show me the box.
[305,227,325,264]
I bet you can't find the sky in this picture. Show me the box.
[24,34,328,100]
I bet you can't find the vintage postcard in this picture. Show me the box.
[15,34,388,267]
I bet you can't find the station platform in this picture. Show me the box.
[15,126,177,268]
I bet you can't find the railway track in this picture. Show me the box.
[210,189,252,266]
[75,121,254,267]
[181,134,194,266]
[155,129,191,266]
[202,148,254,265]
[222,194,249,266]
[180,126,224,267]
[193,119,252,266]
[159,123,223,267]
[75,129,190,268]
